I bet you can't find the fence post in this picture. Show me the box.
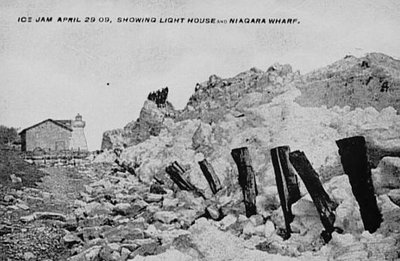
[231,147,258,217]
[198,159,222,194]
[165,161,205,198]
[336,136,382,233]
[271,146,301,239]
[289,150,338,242]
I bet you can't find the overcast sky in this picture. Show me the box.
[1,0,399,150]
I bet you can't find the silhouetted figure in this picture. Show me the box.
[195,83,201,91]
[361,60,370,69]
[148,92,156,102]
[147,87,169,107]
[380,81,389,92]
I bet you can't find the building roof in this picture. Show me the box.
[55,120,72,128]
[19,119,73,134]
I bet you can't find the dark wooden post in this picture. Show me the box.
[289,151,338,242]
[198,159,222,194]
[231,147,258,217]
[166,161,196,191]
[165,161,205,198]
[336,136,382,233]
[114,158,136,175]
[113,148,137,175]
[271,146,301,239]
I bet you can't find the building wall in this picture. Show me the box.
[70,127,88,151]
[25,121,72,151]
[21,132,26,151]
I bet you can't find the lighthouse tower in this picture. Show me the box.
[70,113,88,151]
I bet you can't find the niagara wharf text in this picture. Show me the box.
[117,17,217,24]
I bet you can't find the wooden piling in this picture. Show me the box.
[270,146,301,239]
[165,161,205,198]
[114,158,136,175]
[336,136,382,233]
[231,147,258,217]
[198,159,222,194]
[289,150,338,242]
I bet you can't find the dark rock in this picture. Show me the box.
[143,193,163,203]
[3,195,15,202]
[172,234,205,259]
[206,205,221,220]
[126,217,147,230]
[78,216,109,228]
[388,189,400,207]
[113,200,148,217]
[154,211,178,224]
[150,183,167,194]
[64,221,78,232]
[63,233,82,248]
[255,241,279,254]
[23,252,36,260]
[102,224,145,243]
[120,243,140,252]
[129,238,166,258]
[0,225,12,236]
[68,245,101,261]
[20,212,67,222]
[78,226,102,242]
[121,247,131,260]
[98,244,121,261]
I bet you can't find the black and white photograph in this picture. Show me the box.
[1,0,400,260]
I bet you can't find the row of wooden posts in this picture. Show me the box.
[115,136,383,243]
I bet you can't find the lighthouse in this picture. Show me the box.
[70,113,88,151]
